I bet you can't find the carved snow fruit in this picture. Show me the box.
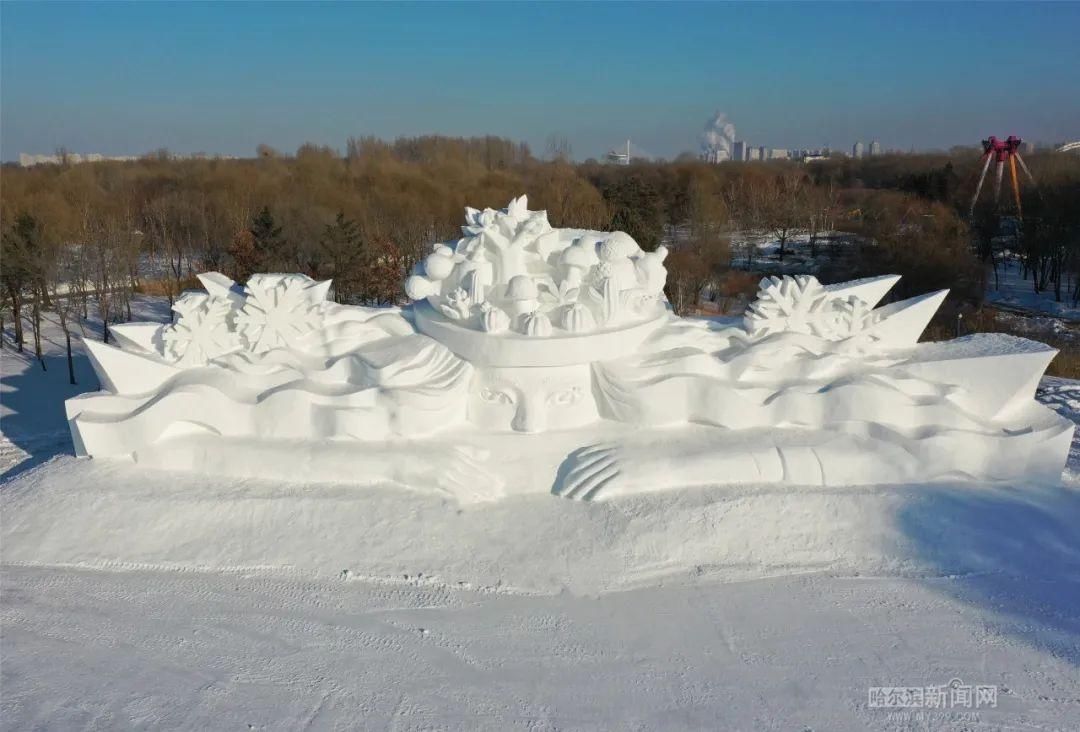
[521,311,553,337]
[561,303,596,333]
[480,303,511,333]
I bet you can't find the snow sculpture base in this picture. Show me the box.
[413,300,668,367]
[66,197,1073,503]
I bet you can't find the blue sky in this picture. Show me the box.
[2,1,1078,161]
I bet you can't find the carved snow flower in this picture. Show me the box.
[462,207,499,237]
[505,195,529,221]
[161,294,240,366]
[439,287,473,321]
[744,275,841,338]
[235,277,323,353]
[537,276,579,309]
[822,296,878,340]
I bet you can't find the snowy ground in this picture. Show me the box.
[985,256,1080,322]
[724,230,855,279]
[3,304,1080,730]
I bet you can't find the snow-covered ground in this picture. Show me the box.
[986,256,1080,322]
[3,303,1080,730]
[724,230,853,278]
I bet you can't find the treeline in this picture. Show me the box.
[3,135,1080,375]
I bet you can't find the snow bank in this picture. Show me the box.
[5,450,1078,596]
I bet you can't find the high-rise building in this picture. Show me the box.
[732,141,747,161]
[701,149,729,164]
[869,140,881,156]
[747,147,761,161]
[758,146,767,161]
[852,141,865,159]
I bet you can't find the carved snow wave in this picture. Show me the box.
[71,325,472,446]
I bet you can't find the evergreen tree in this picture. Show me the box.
[318,212,366,303]
[602,175,666,250]
[0,214,36,352]
[249,206,286,270]
[1,213,47,364]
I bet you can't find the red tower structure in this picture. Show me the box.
[969,135,1036,220]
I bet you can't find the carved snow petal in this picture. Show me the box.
[505,195,528,220]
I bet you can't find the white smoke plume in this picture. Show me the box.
[701,111,736,162]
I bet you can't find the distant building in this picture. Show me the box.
[747,147,761,161]
[606,139,632,165]
[869,140,881,156]
[852,141,865,159]
[769,148,789,160]
[17,151,235,167]
[732,141,747,161]
[758,146,767,161]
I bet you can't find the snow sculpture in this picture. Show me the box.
[66,196,1073,503]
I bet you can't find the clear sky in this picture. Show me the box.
[2,1,1078,161]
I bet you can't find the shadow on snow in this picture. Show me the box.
[0,346,96,483]
[897,479,1080,666]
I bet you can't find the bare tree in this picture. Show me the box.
[46,242,82,384]
[84,205,137,343]
[807,183,839,259]
[665,179,730,315]
[545,134,573,162]
[758,171,810,262]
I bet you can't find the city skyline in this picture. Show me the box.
[3,2,1079,162]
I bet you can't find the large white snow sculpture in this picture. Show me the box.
[66,196,1073,502]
